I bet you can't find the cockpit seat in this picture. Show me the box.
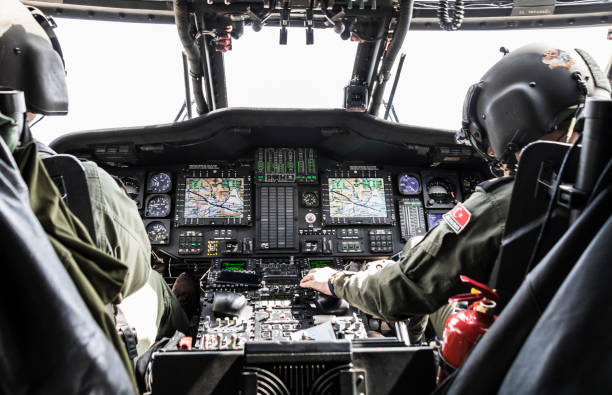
[489,140,581,308]
[440,182,612,395]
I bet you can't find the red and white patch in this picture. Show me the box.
[443,202,472,234]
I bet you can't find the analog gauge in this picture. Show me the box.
[148,172,172,193]
[145,194,171,217]
[301,191,319,208]
[398,174,421,195]
[120,176,140,201]
[426,178,456,205]
[462,174,482,199]
[146,221,169,244]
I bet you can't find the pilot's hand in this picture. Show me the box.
[300,267,338,296]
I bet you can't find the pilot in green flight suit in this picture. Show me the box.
[300,43,611,339]
[80,160,190,355]
[0,2,195,378]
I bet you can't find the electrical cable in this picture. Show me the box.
[29,114,45,128]
[586,158,612,205]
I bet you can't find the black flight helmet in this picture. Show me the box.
[459,43,611,169]
[0,0,68,115]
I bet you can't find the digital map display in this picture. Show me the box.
[328,178,387,218]
[184,178,244,218]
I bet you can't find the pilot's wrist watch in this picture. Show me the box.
[328,270,342,296]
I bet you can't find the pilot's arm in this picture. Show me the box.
[301,181,512,323]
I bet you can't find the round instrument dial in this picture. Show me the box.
[398,174,421,195]
[146,221,169,244]
[301,191,319,208]
[148,172,172,193]
[145,194,171,217]
[426,178,455,205]
[120,176,140,201]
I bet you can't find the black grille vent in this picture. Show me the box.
[272,364,326,395]
[244,363,349,395]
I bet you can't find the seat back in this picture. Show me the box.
[42,154,96,241]
[489,140,581,307]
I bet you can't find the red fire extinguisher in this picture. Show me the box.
[437,275,499,384]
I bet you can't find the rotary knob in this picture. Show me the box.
[305,212,317,224]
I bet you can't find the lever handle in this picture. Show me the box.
[459,275,499,302]
[448,292,482,304]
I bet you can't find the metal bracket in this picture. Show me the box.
[306,8,314,44]
[280,2,290,44]
[557,184,588,210]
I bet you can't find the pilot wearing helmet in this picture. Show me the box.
[300,43,612,339]
[0,0,196,384]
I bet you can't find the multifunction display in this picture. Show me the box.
[321,170,395,226]
[175,167,252,226]
[328,178,387,218]
[184,178,245,219]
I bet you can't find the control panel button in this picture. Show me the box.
[178,231,203,255]
[367,229,393,253]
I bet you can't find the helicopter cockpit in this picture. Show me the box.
[2,0,612,394]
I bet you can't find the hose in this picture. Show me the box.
[174,0,209,114]
[368,0,414,116]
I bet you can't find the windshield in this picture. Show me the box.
[383,27,611,128]
[34,20,610,145]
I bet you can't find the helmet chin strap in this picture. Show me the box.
[499,135,520,176]
[462,125,505,177]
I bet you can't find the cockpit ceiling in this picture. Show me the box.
[20,0,612,30]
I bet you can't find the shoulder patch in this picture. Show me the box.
[443,202,471,234]
[478,176,514,193]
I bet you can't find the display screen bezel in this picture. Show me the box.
[327,177,388,219]
[426,210,448,230]
[320,171,395,226]
[183,177,245,219]
[175,169,252,226]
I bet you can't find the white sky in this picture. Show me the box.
[33,19,611,145]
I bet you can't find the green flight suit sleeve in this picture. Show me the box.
[333,182,513,323]
[82,161,151,300]
[147,270,190,340]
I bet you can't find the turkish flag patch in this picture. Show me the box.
[443,202,472,234]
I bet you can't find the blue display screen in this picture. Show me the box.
[427,213,444,229]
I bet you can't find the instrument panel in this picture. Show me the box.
[108,147,484,258]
